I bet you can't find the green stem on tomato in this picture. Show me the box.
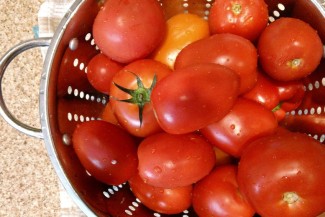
[113,71,157,126]
[272,101,283,112]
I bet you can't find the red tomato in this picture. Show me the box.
[110,59,172,137]
[128,174,192,214]
[201,98,278,157]
[174,33,258,94]
[152,13,210,69]
[137,132,216,188]
[92,0,166,63]
[151,63,240,134]
[100,103,120,126]
[86,53,123,95]
[243,71,306,121]
[208,0,268,41]
[242,71,280,112]
[193,165,255,217]
[72,120,138,185]
[258,17,323,81]
[238,131,325,217]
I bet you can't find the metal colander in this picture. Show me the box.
[0,0,324,216]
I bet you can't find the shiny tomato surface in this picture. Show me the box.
[72,120,138,185]
[137,132,216,188]
[93,0,166,63]
[238,131,325,217]
[151,63,239,134]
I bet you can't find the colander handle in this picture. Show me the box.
[0,38,51,139]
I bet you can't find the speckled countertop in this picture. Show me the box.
[0,0,79,216]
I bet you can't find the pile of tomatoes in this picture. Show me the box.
[71,0,325,216]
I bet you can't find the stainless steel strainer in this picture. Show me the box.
[0,0,324,216]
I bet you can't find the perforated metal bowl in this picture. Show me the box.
[0,0,324,216]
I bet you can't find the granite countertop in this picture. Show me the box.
[0,0,80,216]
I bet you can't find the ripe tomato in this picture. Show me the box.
[92,0,166,63]
[137,132,216,188]
[152,13,210,69]
[201,98,278,157]
[242,71,280,112]
[193,165,255,217]
[174,33,258,94]
[100,103,120,126]
[151,63,240,134]
[86,53,123,95]
[72,120,138,185]
[238,131,325,217]
[258,17,323,81]
[128,174,192,214]
[110,59,172,137]
[208,0,268,41]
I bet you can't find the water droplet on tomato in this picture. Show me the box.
[230,124,236,130]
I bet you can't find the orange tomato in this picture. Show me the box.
[152,13,210,69]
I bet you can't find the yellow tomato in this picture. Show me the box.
[152,13,210,69]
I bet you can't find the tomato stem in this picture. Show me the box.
[272,102,283,112]
[283,192,300,204]
[113,71,157,126]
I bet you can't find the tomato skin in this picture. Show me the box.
[128,174,192,214]
[86,53,123,95]
[72,120,138,185]
[258,17,323,81]
[93,0,166,63]
[238,131,325,217]
[110,59,172,137]
[193,165,255,217]
[137,132,216,188]
[242,71,280,111]
[100,103,120,126]
[151,63,240,134]
[201,98,278,157]
[209,0,268,41]
[243,71,305,121]
[174,33,258,94]
[152,13,210,69]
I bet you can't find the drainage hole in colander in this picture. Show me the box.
[67,112,97,122]
[311,134,325,143]
[289,106,324,116]
[268,3,286,22]
[103,183,127,199]
[66,86,108,104]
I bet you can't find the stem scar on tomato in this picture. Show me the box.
[112,71,157,126]
[283,192,300,204]
[286,58,303,69]
[231,3,242,15]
